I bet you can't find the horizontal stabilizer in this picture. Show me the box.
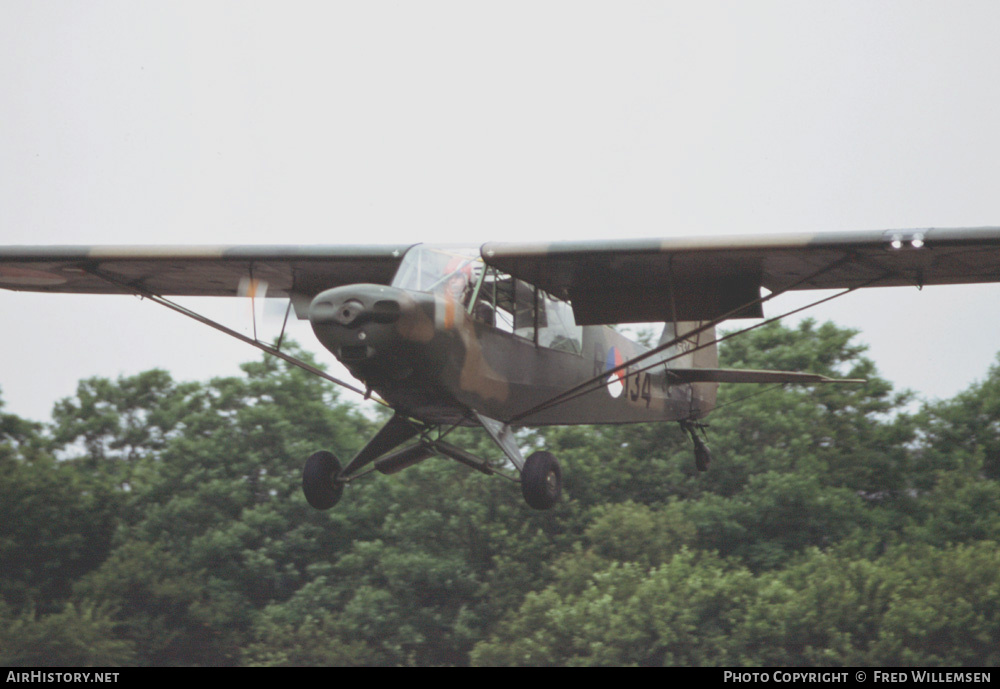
[666,367,865,385]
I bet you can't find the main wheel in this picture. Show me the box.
[302,450,344,510]
[520,451,562,510]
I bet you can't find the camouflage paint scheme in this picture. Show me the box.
[307,276,718,428]
[4,226,1000,433]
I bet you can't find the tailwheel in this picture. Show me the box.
[302,450,344,510]
[681,421,713,473]
[521,451,562,510]
[693,434,712,472]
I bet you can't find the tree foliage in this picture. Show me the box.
[2,327,999,666]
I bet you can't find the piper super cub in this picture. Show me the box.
[2,227,1000,509]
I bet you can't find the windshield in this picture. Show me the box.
[391,245,484,306]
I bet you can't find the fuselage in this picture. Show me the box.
[308,245,717,427]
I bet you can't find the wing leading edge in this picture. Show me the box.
[481,227,1000,325]
[0,244,416,305]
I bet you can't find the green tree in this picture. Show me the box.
[0,602,135,667]
[740,543,1000,666]
[471,548,757,666]
[5,319,1000,667]
[0,391,119,616]
[58,346,375,664]
[683,471,868,571]
[710,319,916,497]
[918,353,1000,481]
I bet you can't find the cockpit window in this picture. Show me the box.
[472,268,582,353]
[475,270,535,338]
[537,291,583,354]
[392,245,582,354]
[391,245,483,308]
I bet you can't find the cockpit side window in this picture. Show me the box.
[537,291,583,354]
[395,249,583,353]
[472,267,535,340]
[471,268,580,353]
[476,273,509,331]
[513,280,536,341]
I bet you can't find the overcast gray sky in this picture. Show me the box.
[3,1,1000,421]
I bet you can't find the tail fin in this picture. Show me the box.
[658,321,718,368]
[659,321,718,418]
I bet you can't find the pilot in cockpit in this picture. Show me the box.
[444,257,473,305]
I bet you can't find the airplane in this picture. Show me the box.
[2,226,1000,510]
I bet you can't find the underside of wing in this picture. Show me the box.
[481,227,1000,324]
[0,244,415,302]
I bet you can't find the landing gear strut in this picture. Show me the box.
[300,412,563,511]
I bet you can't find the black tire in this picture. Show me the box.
[302,450,344,510]
[521,451,561,510]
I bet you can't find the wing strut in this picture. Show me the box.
[83,267,385,405]
[509,258,884,424]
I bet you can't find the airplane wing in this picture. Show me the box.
[0,244,415,303]
[481,226,1000,324]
